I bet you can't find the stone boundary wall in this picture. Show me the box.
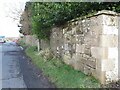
[22,35,50,50]
[50,10,120,84]
[22,10,119,84]
[22,35,38,46]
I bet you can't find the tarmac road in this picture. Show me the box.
[1,42,26,88]
[0,42,55,88]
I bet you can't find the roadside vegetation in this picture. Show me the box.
[18,40,120,88]
[18,40,27,48]
[20,2,120,40]
[24,46,100,88]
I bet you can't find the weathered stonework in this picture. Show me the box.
[50,10,120,84]
[23,10,120,84]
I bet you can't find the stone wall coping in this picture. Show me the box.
[95,10,120,16]
[68,10,120,24]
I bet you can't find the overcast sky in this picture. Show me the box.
[0,0,29,37]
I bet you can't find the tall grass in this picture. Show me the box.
[25,46,100,88]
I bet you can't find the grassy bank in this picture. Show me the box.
[18,40,28,48]
[25,46,100,88]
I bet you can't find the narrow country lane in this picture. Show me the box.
[0,42,55,88]
[1,42,26,88]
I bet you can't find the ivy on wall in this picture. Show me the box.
[20,2,120,40]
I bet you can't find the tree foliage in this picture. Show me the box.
[24,2,120,40]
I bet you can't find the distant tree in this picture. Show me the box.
[5,2,26,25]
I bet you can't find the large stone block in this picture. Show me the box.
[103,15,118,26]
[101,59,115,71]
[108,47,118,59]
[86,59,96,69]
[100,35,118,47]
[103,25,118,35]
[91,47,100,59]
[91,47,108,59]
[101,48,108,59]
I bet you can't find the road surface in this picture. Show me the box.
[0,42,55,88]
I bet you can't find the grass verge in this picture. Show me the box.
[18,40,28,48]
[25,46,100,88]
